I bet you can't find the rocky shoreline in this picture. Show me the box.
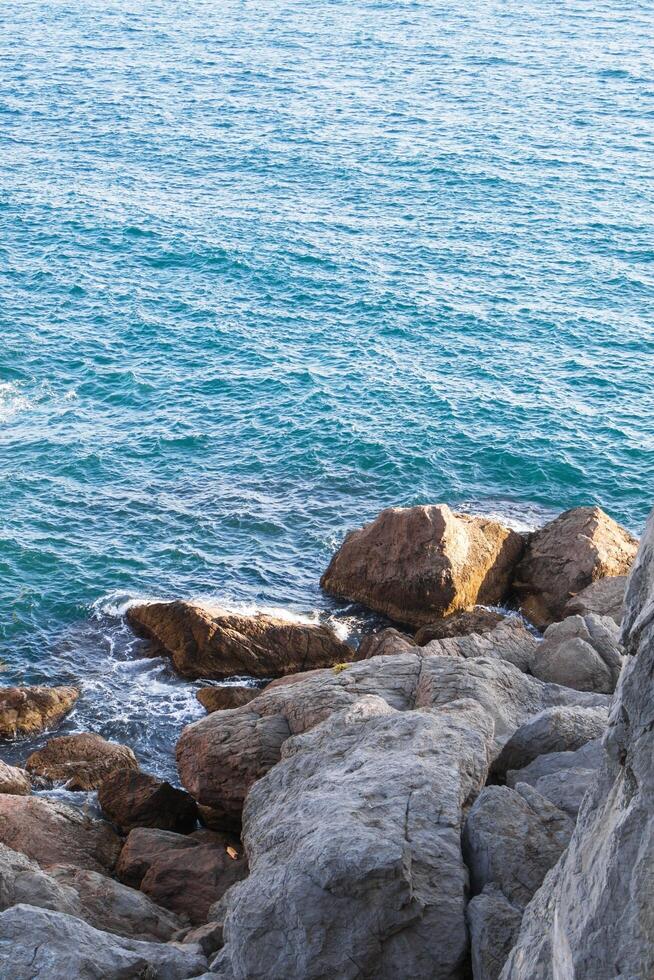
[0,502,651,978]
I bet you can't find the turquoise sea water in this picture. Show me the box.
[1,0,653,777]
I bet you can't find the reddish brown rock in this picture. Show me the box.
[98,769,198,834]
[126,601,354,680]
[25,733,139,791]
[513,506,638,628]
[0,685,79,740]
[320,504,524,627]
[196,686,259,713]
[116,827,247,925]
[0,760,31,795]
[357,628,416,659]
[414,607,506,645]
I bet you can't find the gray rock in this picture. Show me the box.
[501,506,654,979]
[506,739,603,817]
[212,695,495,979]
[492,705,608,777]
[0,903,207,979]
[564,574,627,625]
[467,886,523,980]
[420,618,537,673]
[531,614,623,693]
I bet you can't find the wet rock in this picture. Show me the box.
[531,614,623,693]
[196,686,259,713]
[98,769,198,834]
[564,573,627,625]
[0,685,79,739]
[26,733,139,791]
[127,601,353,680]
[467,886,523,980]
[117,827,247,925]
[357,627,416,659]
[0,794,121,874]
[0,760,30,795]
[492,705,608,777]
[414,607,505,644]
[501,506,654,979]
[0,904,207,979]
[505,739,603,818]
[513,506,637,628]
[212,695,495,979]
[320,504,524,627]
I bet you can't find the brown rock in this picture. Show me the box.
[26,733,139,791]
[0,760,31,795]
[196,685,259,713]
[126,601,354,680]
[98,769,198,834]
[0,794,121,873]
[563,574,627,625]
[414,607,506,644]
[0,685,79,740]
[116,827,247,925]
[513,506,638,628]
[320,504,524,627]
[357,628,416,659]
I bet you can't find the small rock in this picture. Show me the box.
[25,733,139,791]
[467,885,523,980]
[531,614,623,693]
[493,705,608,777]
[196,686,259,713]
[564,574,627,625]
[414,607,505,644]
[98,769,198,834]
[0,760,31,795]
[0,685,79,740]
[505,739,603,818]
[357,628,416,659]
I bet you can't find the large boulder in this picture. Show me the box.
[0,795,121,874]
[512,506,637,628]
[0,761,30,796]
[0,904,207,979]
[127,601,353,680]
[98,769,198,834]
[196,686,259,713]
[0,685,79,739]
[530,614,623,693]
[414,607,506,644]
[492,705,608,777]
[320,504,524,627]
[212,695,495,979]
[501,507,654,979]
[117,828,247,925]
[564,574,627,625]
[26,733,139,791]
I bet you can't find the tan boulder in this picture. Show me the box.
[414,607,505,644]
[320,504,524,627]
[513,506,637,628]
[127,601,353,680]
[0,685,79,739]
[26,733,138,791]
[0,760,30,795]
[196,685,259,713]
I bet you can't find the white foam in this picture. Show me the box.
[0,382,30,422]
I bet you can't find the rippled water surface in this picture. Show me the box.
[1,0,653,778]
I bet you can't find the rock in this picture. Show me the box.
[500,506,654,979]
[320,504,524,627]
[0,795,121,874]
[419,618,537,673]
[181,920,224,956]
[117,828,247,925]
[505,739,603,818]
[467,886,523,980]
[0,904,207,979]
[492,705,608,777]
[0,761,30,795]
[98,769,198,834]
[564,574,627,625]
[127,601,353,680]
[196,686,259,713]
[0,685,79,739]
[531,614,623,693]
[212,695,495,979]
[414,607,506,644]
[357,628,416,659]
[463,783,574,910]
[513,506,637,628]
[26,733,139,791]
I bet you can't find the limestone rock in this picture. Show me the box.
[467,886,523,980]
[414,607,505,644]
[26,733,139,791]
[98,769,198,834]
[513,506,637,628]
[212,695,495,979]
[0,685,79,739]
[492,705,608,777]
[0,795,121,874]
[196,686,259,713]
[564,574,627,625]
[320,504,524,627]
[531,614,623,693]
[505,739,603,818]
[127,601,353,680]
[0,760,30,795]
[0,904,207,979]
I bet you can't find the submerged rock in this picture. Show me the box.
[414,607,505,644]
[513,505,637,628]
[0,685,79,740]
[98,769,198,834]
[563,573,627,625]
[25,733,139,791]
[127,601,353,680]
[531,613,623,693]
[320,504,524,627]
[196,686,259,713]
